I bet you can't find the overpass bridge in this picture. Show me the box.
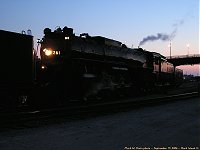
[166,54,200,66]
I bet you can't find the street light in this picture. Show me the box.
[187,44,190,55]
[168,42,172,58]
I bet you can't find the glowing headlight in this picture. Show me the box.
[65,36,69,40]
[41,65,46,69]
[43,48,52,56]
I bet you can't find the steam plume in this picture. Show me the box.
[139,19,184,46]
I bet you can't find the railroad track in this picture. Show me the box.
[0,91,199,127]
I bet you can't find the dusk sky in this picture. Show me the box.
[0,0,199,75]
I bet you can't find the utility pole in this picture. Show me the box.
[187,44,190,55]
[168,42,172,58]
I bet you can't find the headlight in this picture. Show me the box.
[43,48,53,56]
[41,65,46,69]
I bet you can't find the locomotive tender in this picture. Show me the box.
[0,26,183,108]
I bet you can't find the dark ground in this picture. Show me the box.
[0,95,199,150]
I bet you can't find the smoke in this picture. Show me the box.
[139,33,172,46]
[139,19,184,46]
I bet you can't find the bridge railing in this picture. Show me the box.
[166,54,200,59]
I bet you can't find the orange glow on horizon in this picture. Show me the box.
[177,65,200,76]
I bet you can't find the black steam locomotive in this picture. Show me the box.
[0,26,183,109]
[39,26,183,99]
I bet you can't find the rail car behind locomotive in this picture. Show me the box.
[0,29,33,107]
[39,26,183,100]
[152,52,183,85]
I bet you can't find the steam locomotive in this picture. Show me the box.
[0,26,183,109]
[39,27,183,99]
